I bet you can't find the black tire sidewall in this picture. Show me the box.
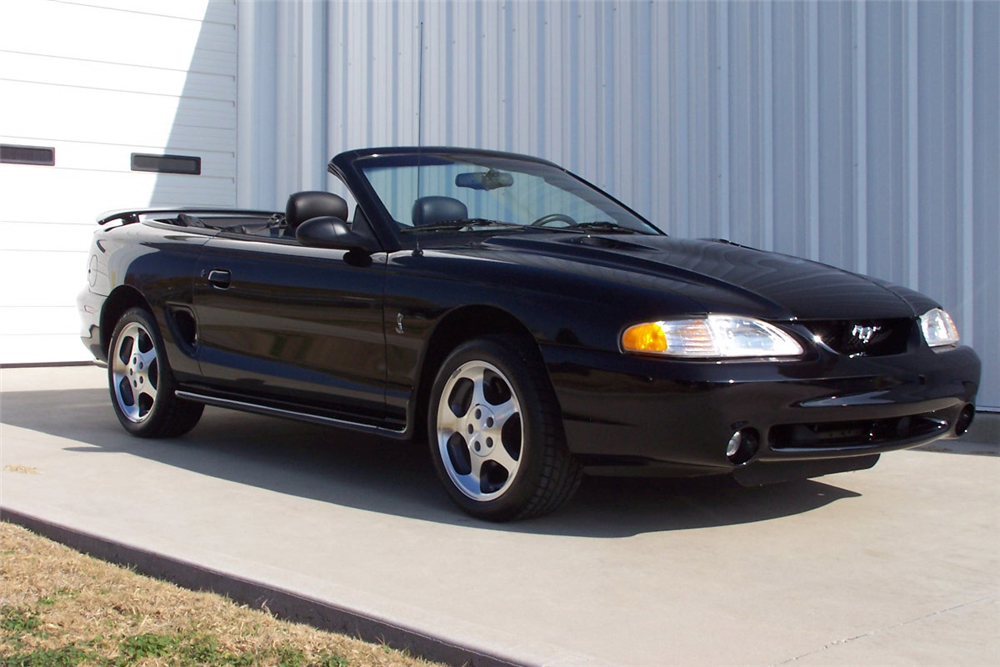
[427,337,556,520]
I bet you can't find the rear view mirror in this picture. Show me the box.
[455,169,514,191]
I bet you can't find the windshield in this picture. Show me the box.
[357,152,661,235]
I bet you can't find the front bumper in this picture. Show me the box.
[543,342,981,484]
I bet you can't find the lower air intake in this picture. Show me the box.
[770,415,947,450]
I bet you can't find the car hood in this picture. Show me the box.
[483,233,917,321]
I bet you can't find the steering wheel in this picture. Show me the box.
[530,213,578,227]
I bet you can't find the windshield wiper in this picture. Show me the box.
[404,218,522,232]
[552,221,641,234]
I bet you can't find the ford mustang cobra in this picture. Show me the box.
[79,147,982,520]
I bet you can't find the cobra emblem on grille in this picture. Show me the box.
[851,324,882,345]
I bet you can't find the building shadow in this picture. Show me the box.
[147,1,240,210]
[2,386,862,538]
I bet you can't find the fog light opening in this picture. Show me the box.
[954,405,975,437]
[727,428,760,465]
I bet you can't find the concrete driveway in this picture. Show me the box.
[2,365,998,666]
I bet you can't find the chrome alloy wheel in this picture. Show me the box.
[436,360,524,501]
[111,321,159,423]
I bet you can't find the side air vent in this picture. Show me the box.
[169,307,198,352]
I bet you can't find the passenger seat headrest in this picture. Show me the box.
[411,196,468,227]
[286,191,349,230]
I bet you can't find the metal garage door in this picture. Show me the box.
[0,0,237,364]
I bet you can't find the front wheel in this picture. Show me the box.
[108,307,203,438]
[428,336,582,521]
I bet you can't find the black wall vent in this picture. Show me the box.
[131,153,201,175]
[1,144,55,166]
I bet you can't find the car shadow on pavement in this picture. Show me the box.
[3,387,861,538]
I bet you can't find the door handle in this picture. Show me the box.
[207,269,232,289]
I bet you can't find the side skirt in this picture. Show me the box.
[175,390,409,439]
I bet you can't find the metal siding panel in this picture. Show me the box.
[806,0,820,261]
[650,1,670,229]
[716,2,731,240]
[400,2,422,149]
[888,2,906,286]
[613,2,631,209]
[854,2,868,275]
[905,1,921,289]
[600,1,616,195]
[959,1,975,350]
[673,2,690,237]
[917,2,959,308]
[817,2,847,268]
[865,1,901,284]
[502,1,515,152]
[727,2,752,245]
[543,1,561,164]
[749,3,764,249]
[971,1,1000,407]
[421,0,443,145]
[577,2,601,186]
[345,1,369,150]
[761,1,775,252]
[300,0,328,193]
[772,2,801,257]
[273,1,293,201]
[636,1,654,221]
[237,0,997,408]
[482,0,504,152]
[453,1,474,150]
[323,0,343,192]
[687,3,710,240]
[237,0,276,207]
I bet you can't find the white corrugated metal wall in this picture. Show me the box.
[0,0,238,364]
[237,0,999,409]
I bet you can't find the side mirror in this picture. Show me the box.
[296,216,374,254]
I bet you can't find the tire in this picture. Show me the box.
[427,336,582,521]
[107,307,203,438]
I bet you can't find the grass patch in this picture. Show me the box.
[0,523,444,667]
[2,606,43,635]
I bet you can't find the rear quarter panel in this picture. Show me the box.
[90,222,212,380]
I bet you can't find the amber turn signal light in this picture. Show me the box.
[621,322,668,353]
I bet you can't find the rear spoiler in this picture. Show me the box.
[97,208,280,226]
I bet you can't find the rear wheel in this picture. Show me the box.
[108,307,203,438]
[428,336,582,521]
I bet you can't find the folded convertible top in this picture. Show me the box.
[97,208,279,226]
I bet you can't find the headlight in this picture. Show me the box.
[919,308,960,348]
[621,316,804,359]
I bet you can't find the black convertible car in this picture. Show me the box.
[79,147,981,520]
